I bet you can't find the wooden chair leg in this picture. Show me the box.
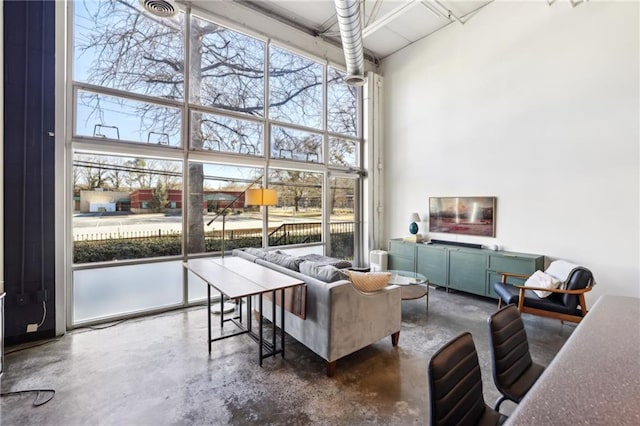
[517,288,525,313]
[497,298,503,309]
[391,331,400,346]
[579,294,589,316]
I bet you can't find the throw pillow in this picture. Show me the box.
[345,270,392,293]
[299,261,342,283]
[264,251,304,272]
[524,270,562,298]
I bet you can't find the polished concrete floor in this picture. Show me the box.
[1,288,575,425]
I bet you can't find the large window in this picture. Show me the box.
[75,90,182,146]
[73,154,183,263]
[190,111,263,156]
[187,163,264,255]
[329,176,357,259]
[328,67,358,137]
[269,170,323,246]
[189,15,265,115]
[269,46,323,129]
[74,0,185,99]
[271,126,323,162]
[69,0,363,325]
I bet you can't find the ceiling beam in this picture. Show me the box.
[362,0,420,39]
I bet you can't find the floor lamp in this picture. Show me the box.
[209,184,277,314]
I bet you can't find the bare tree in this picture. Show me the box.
[107,157,126,190]
[75,0,357,253]
[122,158,149,189]
[76,155,109,189]
[271,170,322,213]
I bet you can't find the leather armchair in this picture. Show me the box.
[493,266,593,323]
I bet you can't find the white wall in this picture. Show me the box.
[381,1,639,303]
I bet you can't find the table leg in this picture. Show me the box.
[247,296,252,333]
[280,288,285,358]
[426,285,429,315]
[207,284,212,354]
[272,290,276,353]
[259,293,263,367]
[220,295,224,329]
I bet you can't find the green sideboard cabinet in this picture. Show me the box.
[388,239,544,299]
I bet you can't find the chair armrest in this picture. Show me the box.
[513,284,593,296]
[499,272,530,283]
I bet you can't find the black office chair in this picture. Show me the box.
[428,332,506,426]
[487,304,545,411]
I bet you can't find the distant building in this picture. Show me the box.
[79,190,131,213]
[130,189,182,213]
[79,189,247,214]
[130,189,245,213]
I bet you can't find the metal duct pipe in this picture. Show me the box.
[333,0,367,86]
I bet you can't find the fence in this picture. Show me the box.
[73,222,356,263]
[74,229,180,241]
[74,222,355,243]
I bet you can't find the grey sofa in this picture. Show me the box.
[233,248,402,376]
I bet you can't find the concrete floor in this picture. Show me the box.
[1,288,574,425]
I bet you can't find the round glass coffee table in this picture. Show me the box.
[388,270,429,314]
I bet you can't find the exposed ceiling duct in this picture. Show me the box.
[333,0,367,86]
[139,0,179,18]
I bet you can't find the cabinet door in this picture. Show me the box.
[489,254,540,276]
[448,250,488,296]
[388,240,416,259]
[387,240,416,272]
[388,255,415,271]
[416,245,447,287]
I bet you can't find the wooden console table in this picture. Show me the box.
[185,257,304,366]
[507,295,640,424]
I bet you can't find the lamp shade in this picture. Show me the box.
[409,213,421,223]
[246,188,277,206]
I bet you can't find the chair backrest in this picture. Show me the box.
[562,268,593,311]
[488,304,533,391]
[427,332,487,426]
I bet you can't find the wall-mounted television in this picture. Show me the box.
[429,196,496,237]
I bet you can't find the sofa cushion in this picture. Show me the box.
[244,247,269,259]
[299,261,342,283]
[264,250,304,272]
[298,254,352,269]
[345,270,392,293]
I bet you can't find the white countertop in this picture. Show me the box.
[507,295,640,425]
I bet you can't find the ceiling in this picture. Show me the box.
[234,0,493,60]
